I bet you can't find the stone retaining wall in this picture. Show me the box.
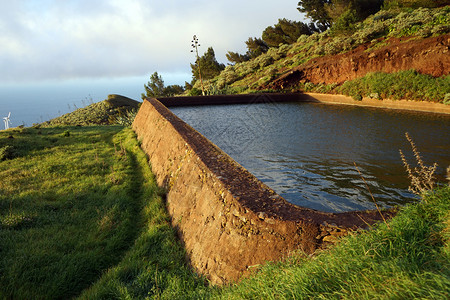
[132,96,393,285]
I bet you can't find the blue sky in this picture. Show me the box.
[0,0,305,84]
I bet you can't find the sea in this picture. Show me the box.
[0,74,188,128]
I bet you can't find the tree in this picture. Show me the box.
[297,0,332,29]
[351,0,384,20]
[262,25,286,47]
[262,19,314,47]
[226,51,250,64]
[327,0,383,33]
[190,47,225,81]
[297,0,384,30]
[163,84,184,97]
[141,72,184,99]
[226,37,268,64]
[141,72,165,99]
[245,37,269,58]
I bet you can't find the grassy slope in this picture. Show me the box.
[197,6,449,103]
[1,125,449,299]
[42,94,140,127]
[0,126,167,298]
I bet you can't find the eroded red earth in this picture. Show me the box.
[266,34,450,90]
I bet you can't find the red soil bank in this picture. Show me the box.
[268,34,450,90]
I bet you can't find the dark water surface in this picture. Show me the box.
[171,102,450,212]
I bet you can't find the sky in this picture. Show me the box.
[0,0,306,85]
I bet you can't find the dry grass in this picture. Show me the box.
[399,132,438,197]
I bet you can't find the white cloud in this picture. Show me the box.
[0,0,305,82]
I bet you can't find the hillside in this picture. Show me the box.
[197,6,450,103]
[41,94,140,127]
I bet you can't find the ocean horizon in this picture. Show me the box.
[0,74,188,128]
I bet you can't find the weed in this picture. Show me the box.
[399,132,438,196]
[110,109,138,127]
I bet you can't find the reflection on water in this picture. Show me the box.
[171,102,450,212]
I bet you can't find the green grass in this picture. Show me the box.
[0,125,197,299]
[1,126,449,299]
[215,186,450,299]
[296,70,450,103]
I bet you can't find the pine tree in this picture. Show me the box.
[262,19,314,47]
[141,72,165,99]
[226,51,250,64]
[141,72,184,99]
[297,0,332,29]
[245,37,269,58]
[190,47,225,81]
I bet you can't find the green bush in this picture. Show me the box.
[383,0,448,9]
[331,9,360,34]
[324,36,355,54]
[353,22,388,44]
[444,93,450,105]
[188,87,203,96]
[110,109,138,127]
[277,44,292,57]
[337,70,450,102]
[256,54,274,68]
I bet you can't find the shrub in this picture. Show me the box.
[188,88,203,96]
[265,48,281,61]
[373,10,396,21]
[217,66,241,88]
[444,94,450,105]
[110,109,138,127]
[352,22,388,44]
[383,0,448,9]
[324,37,355,55]
[256,54,274,68]
[431,24,450,35]
[277,44,292,58]
[296,34,310,43]
[336,70,450,102]
[331,9,360,34]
